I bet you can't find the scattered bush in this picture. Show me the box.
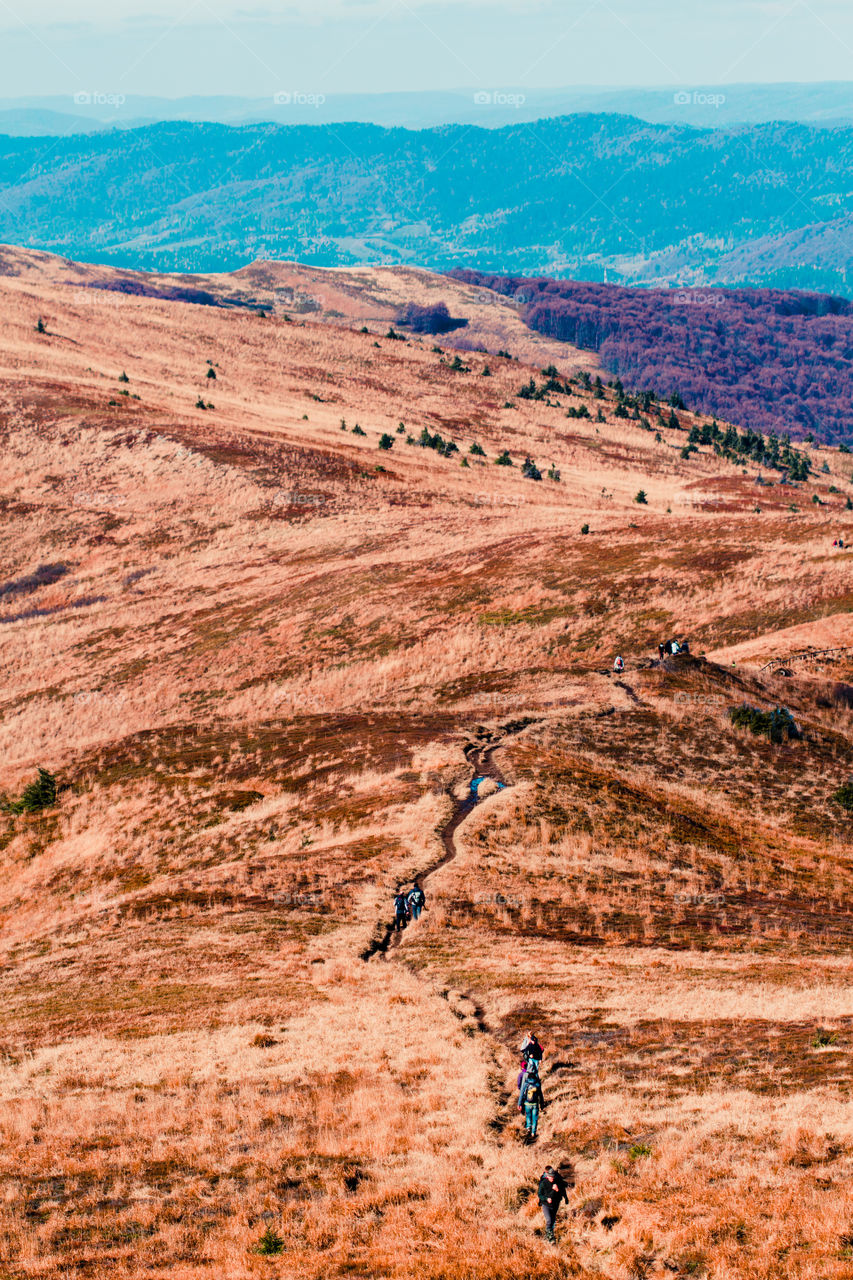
[494,450,513,467]
[206,367,217,379]
[581,523,590,534]
[730,704,801,743]
[397,302,467,335]
[419,428,458,457]
[378,433,394,450]
[351,424,366,436]
[634,490,648,504]
[118,370,129,383]
[2,767,58,814]
[521,457,542,480]
[469,442,486,457]
[255,1226,285,1256]
[36,317,46,334]
[833,779,853,811]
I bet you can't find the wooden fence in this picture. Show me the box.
[761,646,853,673]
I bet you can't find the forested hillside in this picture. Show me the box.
[2,115,853,291]
[452,271,853,444]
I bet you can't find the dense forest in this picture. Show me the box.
[451,271,853,444]
[2,116,853,291]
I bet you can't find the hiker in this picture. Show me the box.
[658,641,667,661]
[517,1054,543,1109]
[407,881,426,921]
[393,889,410,931]
[669,638,681,655]
[681,639,690,654]
[613,655,624,673]
[522,1071,544,1140]
[538,1164,569,1244]
[520,1031,544,1065]
[514,1049,540,1111]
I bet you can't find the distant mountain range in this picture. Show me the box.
[4,82,853,134]
[2,115,853,293]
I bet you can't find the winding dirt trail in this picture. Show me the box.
[360,720,530,961]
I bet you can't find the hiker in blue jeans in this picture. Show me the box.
[522,1073,544,1140]
[407,882,425,921]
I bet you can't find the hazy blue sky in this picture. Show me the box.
[0,0,850,99]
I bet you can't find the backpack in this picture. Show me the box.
[394,894,408,914]
[525,1083,539,1105]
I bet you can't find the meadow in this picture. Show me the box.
[0,246,851,1277]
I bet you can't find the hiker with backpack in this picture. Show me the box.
[407,881,426,921]
[538,1165,569,1244]
[393,888,410,931]
[517,1054,544,1110]
[520,1031,544,1066]
[613,655,624,673]
[521,1070,544,1140]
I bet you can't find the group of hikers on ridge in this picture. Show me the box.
[658,637,690,660]
[612,637,690,672]
[393,881,426,931]
[517,1031,545,1140]
[518,1031,571,1244]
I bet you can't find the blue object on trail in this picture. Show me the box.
[470,776,507,798]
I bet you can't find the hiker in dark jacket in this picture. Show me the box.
[520,1032,544,1065]
[407,882,426,921]
[393,889,410,931]
[538,1165,569,1243]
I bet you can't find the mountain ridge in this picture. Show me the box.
[1,115,853,291]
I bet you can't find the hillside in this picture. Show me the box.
[0,248,852,1279]
[452,271,853,446]
[3,116,853,291]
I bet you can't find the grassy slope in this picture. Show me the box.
[0,248,851,1278]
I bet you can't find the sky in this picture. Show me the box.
[0,0,851,100]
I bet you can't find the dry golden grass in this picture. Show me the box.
[0,244,852,1277]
